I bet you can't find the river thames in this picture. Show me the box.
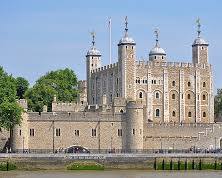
[0,170,221,178]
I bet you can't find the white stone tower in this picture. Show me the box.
[118,16,136,100]
[86,32,101,105]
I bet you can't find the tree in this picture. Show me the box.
[0,66,24,150]
[25,68,78,112]
[16,77,29,99]
[215,89,222,119]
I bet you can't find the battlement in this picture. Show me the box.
[91,62,118,74]
[135,60,210,69]
[27,111,124,122]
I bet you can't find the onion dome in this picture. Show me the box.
[86,31,101,56]
[118,16,136,46]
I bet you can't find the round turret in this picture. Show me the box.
[126,101,144,153]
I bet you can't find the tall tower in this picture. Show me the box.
[149,28,166,62]
[118,16,136,100]
[192,18,209,64]
[86,32,101,105]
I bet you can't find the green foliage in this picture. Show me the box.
[67,161,104,170]
[0,162,16,171]
[0,101,23,130]
[0,67,17,104]
[215,89,222,117]
[25,68,78,112]
[16,77,29,99]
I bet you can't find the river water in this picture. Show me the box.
[0,171,221,178]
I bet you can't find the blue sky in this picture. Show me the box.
[0,0,221,91]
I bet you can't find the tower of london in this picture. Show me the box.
[4,18,222,153]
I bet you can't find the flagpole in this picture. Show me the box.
[109,17,112,64]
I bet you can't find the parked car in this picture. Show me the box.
[65,146,90,153]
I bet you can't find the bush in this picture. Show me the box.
[67,161,104,170]
[0,162,16,171]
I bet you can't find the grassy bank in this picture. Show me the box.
[0,162,16,171]
[67,161,104,170]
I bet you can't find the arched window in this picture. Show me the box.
[188,112,192,117]
[187,94,191,99]
[203,112,206,117]
[162,56,164,59]
[156,109,160,117]
[155,92,160,99]
[139,92,143,98]
[172,94,175,99]
[120,109,123,113]
[203,94,206,100]
[203,82,206,87]
[172,81,176,86]
[188,82,191,87]
[92,97,95,104]
[172,111,176,117]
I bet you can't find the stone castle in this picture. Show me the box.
[3,18,222,153]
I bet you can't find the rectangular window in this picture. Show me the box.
[19,129,22,136]
[132,129,135,135]
[117,129,122,137]
[92,129,96,137]
[30,129,35,136]
[56,128,61,136]
[75,130,80,136]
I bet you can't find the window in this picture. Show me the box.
[110,94,112,102]
[187,94,191,99]
[30,129,34,136]
[56,128,61,136]
[116,78,119,85]
[154,80,156,84]
[126,46,127,49]
[145,80,148,84]
[156,109,160,117]
[172,81,176,86]
[155,92,160,99]
[92,97,95,104]
[75,130,80,136]
[139,92,143,98]
[118,129,122,137]
[155,56,156,59]
[203,94,206,100]
[188,82,191,87]
[92,129,96,137]
[81,101,83,105]
[120,109,123,113]
[172,111,176,117]
[203,112,206,117]
[162,56,164,59]
[172,94,175,99]
[19,129,22,136]
[203,82,206,87]
[116,93,119,97]
[132,129,135,135]
[188,112,192,117]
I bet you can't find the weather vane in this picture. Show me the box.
[125,16,128,32]
[91,31,96,46]
[196,17,201,37]
[154,28,159,46]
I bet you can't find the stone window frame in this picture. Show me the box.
[203,112,206,117]
[203,82,206,87]
[117,129,122,137]
[202,94,206,101]
[187,94,191,100]
[74,130,80,137]
[91,128,96,137]
[172,111,176,117]
[155,109,160,117]
[132,129,135,135]
[172,93,176,99]
[188,112,192,117]
[172,81,176,87]
[188,81,191,87]
[155,92,160,99]
[30,129,35,137]
[139,92,143,99]
[56,128,61,137]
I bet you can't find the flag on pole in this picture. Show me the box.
[108,17,112,64]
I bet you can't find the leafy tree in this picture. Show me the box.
[215,89,222,118]
[16,77,29,99]
[25,68,78,112]
[0,66,24,150]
